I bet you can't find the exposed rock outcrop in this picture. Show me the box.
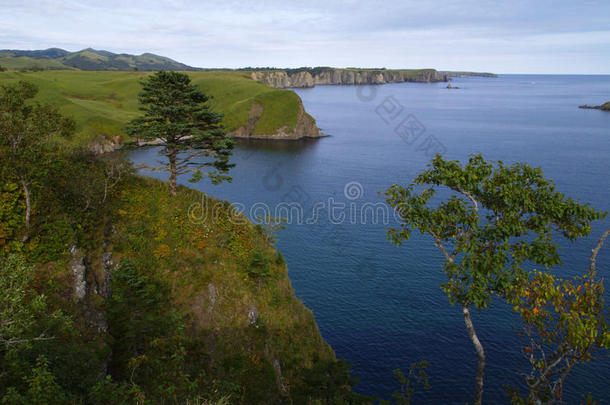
[251,68,450,89]
[247,304,258,326]
[70,246,87,302]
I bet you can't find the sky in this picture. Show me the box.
[2,0,609,74]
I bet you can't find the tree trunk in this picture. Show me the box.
[168,147,177,197]
[463,304,485,405]
[20,178,31,242]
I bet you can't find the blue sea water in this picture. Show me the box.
[129,75,610,403]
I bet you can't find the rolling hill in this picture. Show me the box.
[0,48,197,71]
[0,70,318,147]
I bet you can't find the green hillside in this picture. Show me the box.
[0,79,365,404]
[0,70,302,146]
[0,48,196,71]
[0,55,75,71]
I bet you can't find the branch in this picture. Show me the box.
[429,231,455,263]
[460,190,479,212]
[590,229,610,274]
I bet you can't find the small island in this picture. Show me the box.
[579,101,610,111]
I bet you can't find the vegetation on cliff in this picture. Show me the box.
[0,81,367,404]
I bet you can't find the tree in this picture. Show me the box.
[384,154,605,404]
[0,253,70,351]
[0,81,74,242]
[126,70,234,196]
[506,230,610,404]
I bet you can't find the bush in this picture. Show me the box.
[247,248,272,279]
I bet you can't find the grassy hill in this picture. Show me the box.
[0,163,345,403]
[0,70,303,146]
[0,48,196,71]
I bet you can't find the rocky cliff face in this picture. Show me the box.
[251,68,449,89]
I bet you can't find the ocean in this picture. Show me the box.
[129,74,610,403]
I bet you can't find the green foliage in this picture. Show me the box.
[0,80,75,242]
[276,250,285,265]
[254,215,286,243]
[247,248,272,279]
[1,356,66,405]
[107,260,189,393]
[0,254,74,403]
[384,153,605,310]
[89,376,148,405]
[384,153,606,403]
[0,183,24,249]
[126,70,234,194]
[379,362,430,405]
[505,231,610,404]
[0,253,70,351]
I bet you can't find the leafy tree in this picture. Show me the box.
[384,154,605,404]
[0,254,69,351]
[126,70,234,196]
[0,81,74,241]
[506,230,610,404]
[2,356,67,405]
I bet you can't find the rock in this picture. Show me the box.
[289,71,314,88]
[247,305,258,326]
[207,283,217,313]
[251,68,450,89]
[70,246,87,302]
[273,358,288,395]
[100,252,113,300]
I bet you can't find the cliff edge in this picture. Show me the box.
[251,68,449,89]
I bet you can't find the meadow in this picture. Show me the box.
[0,70,302,146]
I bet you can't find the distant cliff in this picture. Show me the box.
[579,101,610,111]
[439,71,498,78]
[251,68,449,88]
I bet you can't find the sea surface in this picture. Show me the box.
[129,75,610,403]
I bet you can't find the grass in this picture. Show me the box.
[0,70,304,146]
[109,176,335,399]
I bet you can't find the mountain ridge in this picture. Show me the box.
[0,47,198,71]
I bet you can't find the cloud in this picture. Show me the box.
[1,0,609,73]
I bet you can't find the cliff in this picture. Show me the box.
[1,171,352,403]
[251,68,449,89]
[229,94,323,139]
